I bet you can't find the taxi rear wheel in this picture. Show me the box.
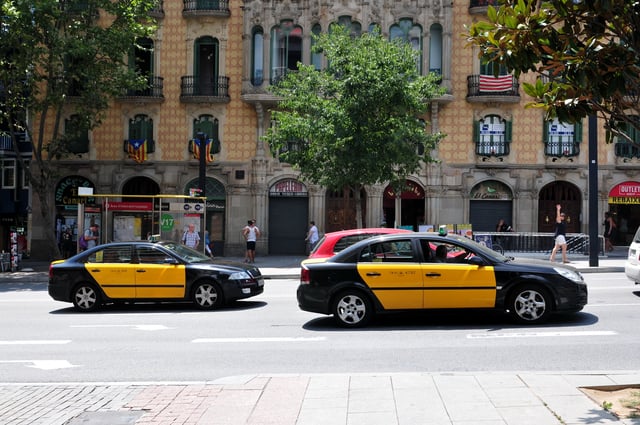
[192,281,222,310]
[72,283,101,312]
[332,290,372,328]
[508,284,552,324]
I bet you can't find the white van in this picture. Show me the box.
[624,226,640,284]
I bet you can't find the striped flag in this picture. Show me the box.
[192,138,216,163]
[479,75,513,92]
[127,139,147,163]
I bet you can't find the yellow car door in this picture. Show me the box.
[134,246,186,298]
[422,244,497,308]
[356,239,423,310]
[84,246,136,298]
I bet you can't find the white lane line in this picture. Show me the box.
[0,340,71,345]
[0,360,79,370]
[192,337,326,343]
[70,324,172,331]
[467,330,617,339]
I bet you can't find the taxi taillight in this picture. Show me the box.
[300,266,310,285]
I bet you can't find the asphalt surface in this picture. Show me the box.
[1,249,639,425]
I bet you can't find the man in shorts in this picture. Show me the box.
[242,220,260,263]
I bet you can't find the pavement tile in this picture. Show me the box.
[347,411,398,425]
[497,405,562,425]
[296,407,347,425]
[482,386,544,407]
[544,394,621,425]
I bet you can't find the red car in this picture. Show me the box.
[308,228,413,259]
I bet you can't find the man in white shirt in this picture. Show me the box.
[242,220,261,263]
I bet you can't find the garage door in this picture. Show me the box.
[269,197,308,254]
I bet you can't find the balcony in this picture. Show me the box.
[0,133,31,156]
[614,141,640,166]
[466,74,520,103]
[149,0,164,18]
[182,0,230,17]
[468,0,500,14]
[180,76,230,103]
[117,76,164,103]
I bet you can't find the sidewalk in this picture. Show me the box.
[2,250,638,425]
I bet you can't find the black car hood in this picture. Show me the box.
[195,260,262,276]
[507,256,578,271]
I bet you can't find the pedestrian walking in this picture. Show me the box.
[305,221,319,254]
[182,223,200,250]
[83,224,99,250]
[242,220,260,263]
[204,230,213,257]
[549,204,568,263]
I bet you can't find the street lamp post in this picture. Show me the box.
[588,114,599,266]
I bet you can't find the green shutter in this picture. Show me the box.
[473,120,479,143]
[505,120,512,143]
[574,119,583,143]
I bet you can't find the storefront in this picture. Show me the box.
[608,181,640,245]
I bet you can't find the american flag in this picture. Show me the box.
[192,138,215,163]
[127,139,147,163]
[479,75,513,92]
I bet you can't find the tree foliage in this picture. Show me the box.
[0,0,156,258]
[466,0,640,141]
[264,26,444,226]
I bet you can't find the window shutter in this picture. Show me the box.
[473,120,480,143]
[543,119,549,143]
[505,120,512,143]
[575,119,583,143]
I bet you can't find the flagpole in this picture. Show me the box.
[197,132,207,198]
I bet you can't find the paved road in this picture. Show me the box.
[1,251,639,425]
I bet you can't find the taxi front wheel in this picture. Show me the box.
[192,281,222,310]
[508,284,551,324]
[72,283,101,312]
[332,290,372,328]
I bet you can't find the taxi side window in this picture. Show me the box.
[87,246,132,264]
[136,246,170,264]
[358,240,415,262]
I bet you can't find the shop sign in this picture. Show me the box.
[470,180,512,200]
[105,201,153,211]
[55,176,95,206]
[384,181,425,199]
[269,179,308,197]
[169,203,205,213]
[609,181,640,204]
[206,201,225,211]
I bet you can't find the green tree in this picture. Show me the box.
[264,25,445,228]
[466,0,640,140]
[0,0,157,258]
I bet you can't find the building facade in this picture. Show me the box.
[22,0,640,259]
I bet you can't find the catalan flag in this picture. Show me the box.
[192,138,216,163]
[128,139,147,163]
[478,75,513,92]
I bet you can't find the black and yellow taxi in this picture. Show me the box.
[298,232,588,327]
[49,241,264,312]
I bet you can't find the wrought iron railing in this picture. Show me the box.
[474,232,603,255]
[467,74,520,97]
[182,0,230,13]
[180,75,229,99]
[121,76,164,98]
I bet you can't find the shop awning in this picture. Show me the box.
[608,181,640,204]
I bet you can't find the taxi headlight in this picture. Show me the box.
[229,271,252,282]
[554,267,584,283]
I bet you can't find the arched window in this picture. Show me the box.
[270,21,302,84]
[429,24,442,76]
[389,19,422,73]
[336,16,361,37]
[473,115,511,156]
[194,36,219,95]
[311,24,322,70]
[251,27,264,86]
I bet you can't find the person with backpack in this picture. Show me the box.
[82,224,99,251]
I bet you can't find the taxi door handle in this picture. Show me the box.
[425,272,441,277]
[136,269,147,273]
[366,272,381,276]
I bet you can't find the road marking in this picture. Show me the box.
[192,337,326,343]
[0,360,78,370]
[70,324,172,331]
[0,340,71,345]
[467,330,617,339]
